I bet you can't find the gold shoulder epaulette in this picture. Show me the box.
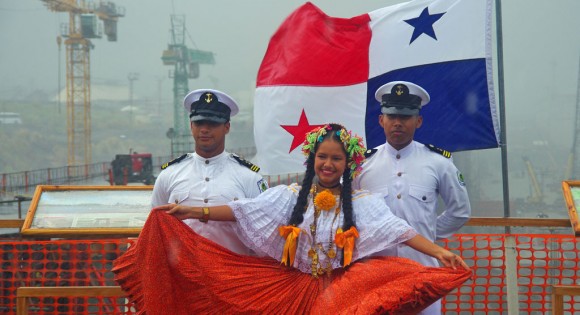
[161,154,188,170]
[231,153,260,173]
[427,144,451,158]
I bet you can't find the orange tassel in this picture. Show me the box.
[335,226,359,266]
[279,226,301,266]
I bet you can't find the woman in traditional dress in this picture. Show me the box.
[113,123,471,314]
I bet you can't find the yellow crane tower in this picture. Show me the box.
[41,0,125,166]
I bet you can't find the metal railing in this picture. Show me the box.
[0,196,33,219]
[1,147,260,199]
[0,162,111,197]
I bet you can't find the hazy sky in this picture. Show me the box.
[0,1,407,106]
[1,1,578,113]
[2,0,578,152]
[1,0,580,208]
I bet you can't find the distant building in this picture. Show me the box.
[0,112,22,124]
[54,84,133,104]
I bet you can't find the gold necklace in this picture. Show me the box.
[308,184,341,278]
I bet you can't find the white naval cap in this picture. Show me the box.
[183,89,240,123]
[375,81,430,116]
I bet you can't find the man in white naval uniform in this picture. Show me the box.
[354,81,471,315]
[152,89,268,255]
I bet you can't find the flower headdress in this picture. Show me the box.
[301,124,367,179]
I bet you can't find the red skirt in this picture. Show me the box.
[113,211,471,315]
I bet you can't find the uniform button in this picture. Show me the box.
[203,199,208,203]
[397,172,402,177]
[422,196,427,201]
[205,177,209,182]
[205,160,209,164]
[397,194,401,199]
[396,154,401,159]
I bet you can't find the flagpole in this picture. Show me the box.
[494,0,511,232]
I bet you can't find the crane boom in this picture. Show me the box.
[523,157,543,204]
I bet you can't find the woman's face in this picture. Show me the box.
[314,138,347,188]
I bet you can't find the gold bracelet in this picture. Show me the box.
[200,207,210,223]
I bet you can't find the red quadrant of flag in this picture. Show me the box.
[256,2,371,87]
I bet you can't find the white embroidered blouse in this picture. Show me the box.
[228,184,418,274]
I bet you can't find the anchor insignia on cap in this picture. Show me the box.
[395,85,404,96]
[204,93,213,103]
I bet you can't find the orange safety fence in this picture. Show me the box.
[439,234,580,314]
[513,234,580,314]
[1,239,135,314]
[1,234,580,314]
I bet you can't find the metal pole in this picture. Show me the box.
[568,55,580,179]
[127,72,139,125]
[504,236,519,314]
[495,0,510,233]
[17,199,22,219]
[57,36,62,114]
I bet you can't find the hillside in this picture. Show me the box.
[0,100,174,173]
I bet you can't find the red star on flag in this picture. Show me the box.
[281,109,324,153]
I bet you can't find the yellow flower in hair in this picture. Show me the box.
[314,190,336,211]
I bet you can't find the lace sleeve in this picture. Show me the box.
[228,184,299,259]
[351,191,418,260]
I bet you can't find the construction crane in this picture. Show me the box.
[523,156,544,205]
[41,0,125,166]
[161,15,215,156]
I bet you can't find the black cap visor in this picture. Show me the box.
[190,110,229,123]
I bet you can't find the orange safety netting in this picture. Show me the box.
[1,234,580,314]
[438,234,580,314]
[1,239,134,314]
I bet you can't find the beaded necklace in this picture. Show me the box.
[308,184,341,278]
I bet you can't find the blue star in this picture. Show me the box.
[404,7,446,44]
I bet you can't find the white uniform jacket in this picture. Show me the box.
[354,141,471,267]
[152,151,268,255]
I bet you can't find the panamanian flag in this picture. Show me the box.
[254,0,498,176]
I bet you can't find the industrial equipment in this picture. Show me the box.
[109,152,155,185]
[523,156,544,205]
[161,15,214,156]
[41,0,125,166]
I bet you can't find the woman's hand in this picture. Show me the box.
[433,248,470,270]
[404,235,471,270]
[152,203,200,220]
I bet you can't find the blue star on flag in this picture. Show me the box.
[404,7,446,44]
